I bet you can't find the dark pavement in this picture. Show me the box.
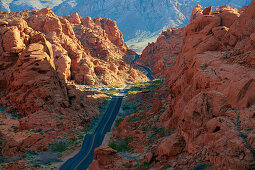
[133,54,155,81]
[60,54,154,170]
[60,96,123,170]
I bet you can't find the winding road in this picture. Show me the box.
[133,54,154,81]
[60,55,154,170]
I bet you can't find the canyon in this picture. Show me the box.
[0,0,255,169]
[92,1,255,169]
[0,6,146,169]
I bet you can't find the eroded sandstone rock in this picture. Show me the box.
[91,145,128,169]
[109,2,255,169]
[0,7,146,159]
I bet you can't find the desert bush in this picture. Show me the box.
[50,141,68,152]
[135,162,150,170]
[115,118,124,128]
[109,137,133,152]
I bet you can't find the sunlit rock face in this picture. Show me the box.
[0,0,252,41]
[98,1,255,169]
[0,6,146,159]
[0,0,252,54]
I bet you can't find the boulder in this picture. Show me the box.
[2,26,25,53]
[157,134,186,157]
[91,145,127,169]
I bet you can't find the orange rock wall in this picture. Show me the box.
[97,2,255,169]
[0,7,146,157]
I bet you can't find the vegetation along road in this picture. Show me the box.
[60,56,154,170]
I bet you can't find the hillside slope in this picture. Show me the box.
[0,7,146,167]
[92,2,255,169]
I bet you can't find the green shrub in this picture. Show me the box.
[109,137,132,152]
[115,118,124,128]
[50,141,68,152]
[142,79,164,90]
[27,150,38,155]
[122,105,131,110]
[12,126,19,133]
[0,135,3,147]
[144,83,150,86]
[50,106,55,110]
[102,89,118,95]
[136,162,150,170]
[0,106,6,111]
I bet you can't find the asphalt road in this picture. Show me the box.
[60,55,154,170]
[133,54,155,81]
[138,64,154,81]
[60,96,124,170]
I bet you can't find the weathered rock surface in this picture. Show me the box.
[157,134,186,157]
[0,7,146,159]
[190,4,203,21]
[138,27,185,77]
[91,145,128,169]
[105,2,255,169]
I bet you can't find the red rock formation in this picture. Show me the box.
[106,2,255,169]
[157,134,186,157]
[91,146,129,169]
[64,13,146,85]
[0,7,146,159]
[190,4,203,21]
[202,6,213,15]
[138,5,241,78]
[138,27,185,77]
[64,12,81,25]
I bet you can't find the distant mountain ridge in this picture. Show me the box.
[52,0,253,53]
[0,0,252,53]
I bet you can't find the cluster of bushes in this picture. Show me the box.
[131,78,164,93]
[122,104,137,112]
[109,137,133,152]
[50,141,68,152]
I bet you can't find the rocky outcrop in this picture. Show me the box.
[138,27,185,77]
[157,134,186,157]
[64,12,81,25]
[62,12,146,86]
[90,145,129,169]
[0,7,146,86]
[0,7,146,158]
[138,4,243,78]
[109,2,255,169]
[190,4,203,21]
[0,1,252,54]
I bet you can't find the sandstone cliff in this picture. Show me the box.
[93,2,255,169]
[138,27,185,77]
[0,7,146,160]
[0,0,252,54]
